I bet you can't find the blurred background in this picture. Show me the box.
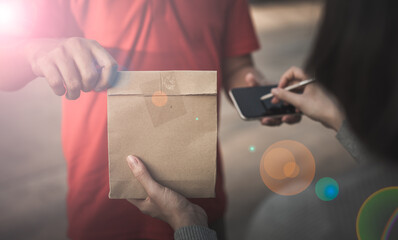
[0,0,357,239]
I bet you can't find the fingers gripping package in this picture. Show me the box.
[107,71,217,199]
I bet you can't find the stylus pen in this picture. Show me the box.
[259,78,316,101]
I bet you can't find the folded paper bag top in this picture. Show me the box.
[107,71,218,199]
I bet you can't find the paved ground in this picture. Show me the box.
[0,2,356,240]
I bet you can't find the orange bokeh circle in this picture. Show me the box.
[263,147,296,180]
[260,140,315,196]
[283,161,300,178]
[151,91,168,107]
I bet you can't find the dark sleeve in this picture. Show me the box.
[174,225,218,240]
[336,120,375,164]
[223,0,260,57]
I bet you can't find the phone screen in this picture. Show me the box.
[229,85,296,119]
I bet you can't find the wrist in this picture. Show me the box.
[170,205,208,231]
[326,106,344,132]
[24,39,64,74]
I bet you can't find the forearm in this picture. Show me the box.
[0,38,61,91]
[222,54,266,102]
[0,40,33,90]
[224,66,262,90]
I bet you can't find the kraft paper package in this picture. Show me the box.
[107,71,217,199]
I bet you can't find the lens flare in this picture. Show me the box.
[0,3,16,32]
[283,161,299,178]
[151,91,168,107]
[382,208,398,240]
[260,140,315,196]
[315,177,339,201]
[356,187,398,240]
[0,1,29,36]
[263,147,296,180]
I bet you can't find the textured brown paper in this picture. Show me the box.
[107,71,217,199]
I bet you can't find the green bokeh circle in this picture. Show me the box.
[315,177,339,201]
[356,187,398,240]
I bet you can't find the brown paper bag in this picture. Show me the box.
[107,71,217,199]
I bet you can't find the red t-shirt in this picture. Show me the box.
[26,0,259,239]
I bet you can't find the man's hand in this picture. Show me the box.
[244,72,302,126]
[126,155,208,231]
[271,67,344,131]
[27,37,118,100]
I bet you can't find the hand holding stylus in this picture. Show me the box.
[260,78,315,101]
[271,67,344,131]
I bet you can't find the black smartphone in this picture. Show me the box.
[229,85,297,120]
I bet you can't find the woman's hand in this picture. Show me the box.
[271,67,344,131]
[126,155,208,231]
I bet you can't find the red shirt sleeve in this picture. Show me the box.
[223,0,260,57]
